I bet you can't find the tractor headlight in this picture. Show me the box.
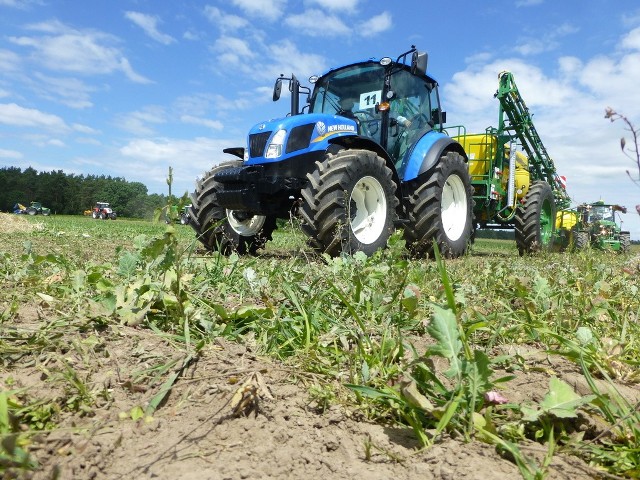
[265,129,286,158]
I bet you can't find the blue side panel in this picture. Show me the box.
[400,131,456,182]
[245,113,358,165]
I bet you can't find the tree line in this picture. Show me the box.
[0,166,180,219]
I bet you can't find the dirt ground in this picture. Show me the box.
[2,213,638,479]
[5,306,630,480]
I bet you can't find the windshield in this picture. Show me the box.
[589,205,614,222]
[310,63,385,116]
[310,63,385,142]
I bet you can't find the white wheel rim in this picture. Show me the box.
[441,174,468,242]
[349,176,387,244]
[226,210,266,236]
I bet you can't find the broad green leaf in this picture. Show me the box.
[576,327,594,345]
[117,251,139,278]
[426,306,462,378]
[466,350,493,399]
[72,269,86,293]
[540,377,596,419]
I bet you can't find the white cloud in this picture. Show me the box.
[514,23,579,56]
[0,0,42,8]
[0,48,21,71]
[9,20,151,83]
[203,6,249,31]
[180,115,223,130]
[357,11,392,37]
[47,138,65,147]
[0,102,69,132]
[621,26,640,50]
[230,0,286,22]
[284,10,349,37]
[32,73,94,109]
[212,36,255,66]
[0,148,23,159]
[261,39,328,81]
[124,11,175,45]
[73,123,99,135]
[118,136,240,191]
[305,0,359,11]
[116,106,166,136]
[515,0,543,6]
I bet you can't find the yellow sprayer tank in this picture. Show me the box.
[453,134,496,179]
[556,210,579,230]
[514,151,530,199]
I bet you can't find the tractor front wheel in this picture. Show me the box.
[515,181,556,255]
[189,162,277,255]
[403,151,474,258]
[300,149,399,256]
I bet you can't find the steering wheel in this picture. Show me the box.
[353,110,380,136]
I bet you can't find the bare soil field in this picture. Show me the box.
[2,213,639,479]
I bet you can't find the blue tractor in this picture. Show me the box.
[188,47,473,257]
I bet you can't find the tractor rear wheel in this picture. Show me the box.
[403,151,474,258]
[26,208,37,216]
[189,162,277,255]
[573,231,589,250]
[620,232,631,253]
[515,181,556,255]
[300,149,399,256]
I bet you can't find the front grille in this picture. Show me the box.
[249,131,272,158]
[286,124,315,154]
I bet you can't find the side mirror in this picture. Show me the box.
[273,77,283,101]
[411,51,428,76]
[432,110,446,125]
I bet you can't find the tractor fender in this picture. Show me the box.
[402,132,467,182]
[328,135,402,192]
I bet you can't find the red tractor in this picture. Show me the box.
[92,202,117,220]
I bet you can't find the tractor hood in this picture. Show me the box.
[245,113,357,164]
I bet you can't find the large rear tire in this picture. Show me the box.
[300,149,399,256]
[620,232,631,253]
[573,230,589,250]
[403,151,474,258]
[515,181,556,255]
[189,162,277,255]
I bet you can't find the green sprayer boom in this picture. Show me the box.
[496,72,571,209]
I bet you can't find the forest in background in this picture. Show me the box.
[0,166,184,219]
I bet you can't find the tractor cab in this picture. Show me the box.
[306,52,446,175]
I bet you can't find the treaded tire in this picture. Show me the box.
[515,181,556,255]
[189,162,277,255]
[573,230,589,250]
[620,232,631,253]
[403,151,474,258]
[299,149,399,256]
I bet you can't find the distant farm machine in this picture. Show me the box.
[92,202,117,220]
[13,201,51,216]
[569,201,630,252]
[187,47,581,257]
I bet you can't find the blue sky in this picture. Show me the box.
[1,0,640,237]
